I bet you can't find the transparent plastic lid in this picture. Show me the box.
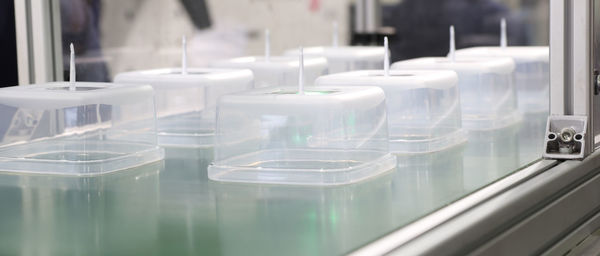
[316,70,466,153]
[285,46,385,73]
[208,86,396,185]
[392,57,521,130]
[210,56,329,88]
[114,68,254,148]
[455,46,549,113]
[0,82,164,175]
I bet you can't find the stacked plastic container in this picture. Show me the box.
[316,69,465,153]
[454,46,549,159]
[456,19,549,115]
[453,21,549,162]
[392,56,518,130]
[455,47,549,114]
[208,85,396,185]
[392,26,519,130]
[0,82,164,175]
[114,68,254,147]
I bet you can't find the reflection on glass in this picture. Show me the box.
[58,0,548,80]
[0,162,162,254]
[3,0,553,254]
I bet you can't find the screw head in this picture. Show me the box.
[559,127,576,143]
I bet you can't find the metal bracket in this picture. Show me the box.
[548,0,595,159]
[544,116,588,160]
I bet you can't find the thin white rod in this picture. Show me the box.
[384,36,390,76]
[265,29,271,62]
[298,47,304,95]
[332,21,339,47]
[182,35,188,75]
[449,26,456,62]
[500,18,508,49]
[69,43,75,91]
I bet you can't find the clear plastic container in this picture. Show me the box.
[315,70,466,153]
[455,46,549,114]
[208,86,397,185]
[392,57,520,130]
[285,46,385,74]
[0,82,164,175]
[211,56,328,88]
[114,68,254,147]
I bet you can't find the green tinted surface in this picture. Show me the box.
[0,113,546,255]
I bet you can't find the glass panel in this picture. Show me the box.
[0,0,549,254]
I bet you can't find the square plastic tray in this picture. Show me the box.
[455,46,549,114]
[208,86,396,185]
[316,70,467,153]
[0,82,164,175]
[115,68,254,147]
[392,57,521,130]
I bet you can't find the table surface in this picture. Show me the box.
[0,113,546,256]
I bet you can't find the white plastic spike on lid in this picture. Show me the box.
[384,36,390,77]
[0,80,164,175]
[69,43,76,90]
[500,18,508,49]
[332,21,339,48]
[392,37,519,130]
[211,56,328,89]
[114,67,254,148]
[455,19,549,113]
[298,47,305,94]
[182,35,188,75]
[208,84,396,185]
[265,29,271,62]
[449,25,456,63]
[316,47,466,153]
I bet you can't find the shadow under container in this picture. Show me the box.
[285,46,385,74]
[211,56,328,88]
[455,46,549,114]
[392,57,520,130]
[0,82,164,175]
[316,70,466,153]
[114,68,254,148]
[208,86,396,185]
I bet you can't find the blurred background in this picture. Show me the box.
[5,0,550,84]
